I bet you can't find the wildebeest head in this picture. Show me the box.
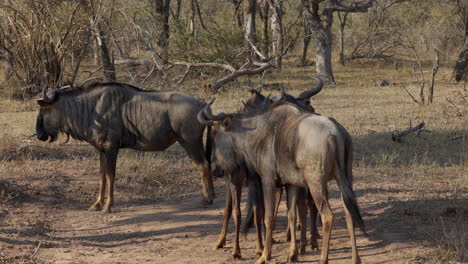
[198,99,243,177]
[244,77,323,113]
[36,86,63,143]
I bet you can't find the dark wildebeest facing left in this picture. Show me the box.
[198,98,365,264]
[36,82,215,212]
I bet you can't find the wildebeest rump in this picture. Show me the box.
[36,82,215,212]
[199,99,365,264]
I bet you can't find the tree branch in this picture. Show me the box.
[209,63,274,92]
[330,0,374,13]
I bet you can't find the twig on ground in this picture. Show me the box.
[31,241,42,259]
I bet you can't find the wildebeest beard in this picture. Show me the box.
[36,111,59,143]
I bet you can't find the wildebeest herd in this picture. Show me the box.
[35,78,365,264]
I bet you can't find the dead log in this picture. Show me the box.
[391,122,426,142]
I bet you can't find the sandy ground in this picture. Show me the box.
[0,167,440,264]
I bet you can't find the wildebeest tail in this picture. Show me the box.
[332,136,366,235]
[241,173,264,236]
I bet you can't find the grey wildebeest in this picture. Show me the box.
[205,78,326,259]
[36,82,215,213]
[198,98,365,264]
[243,78,328,248]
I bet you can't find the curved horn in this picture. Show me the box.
[198,98,216,126]
[42,85,56,103]
[279,85,286,96]
[197,108,213,126]
[297,76,323,100]
[203,98,227,121]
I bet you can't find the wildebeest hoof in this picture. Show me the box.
[214,241,225,250]
[102,207,112,213]
[232,251,241,259]
[299,244,306,254]
[288,253,298,263]
[255,246,263,256]
[310,241,319,251]
[255,256,267,264]
[88,204,102,211]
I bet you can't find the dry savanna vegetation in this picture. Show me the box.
[0,0,467,263]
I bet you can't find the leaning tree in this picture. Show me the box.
[301,0,375,83]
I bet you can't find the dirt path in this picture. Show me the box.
[0,168,435,264]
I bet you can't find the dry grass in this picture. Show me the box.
[0,56,466,262]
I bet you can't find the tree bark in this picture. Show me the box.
[89,15,116,81]
[189,0,196,34]
[270,0,283,71]
[154,0,171,64]
[338,12,349,66]
[245,0,257,49]
[301,17,312,66]
[428,50,439,104]
[315,24,335,83]
[262,1,270,56]
[301,0,374,83]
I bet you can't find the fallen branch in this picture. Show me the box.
[391,122,426,142]
[172,61,236,73]
[209,63,274,92]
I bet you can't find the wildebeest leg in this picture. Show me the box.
[341,192,361,264]
[102,150,118,213]
[286,185,299,262]
[253,197,264,255]
[214,182,232,250]
[273,187,282,231]
[179,141,215,204]
[256,180,276,264]
[307,190,320,250]
[89,151,107,211]
[230,175,243,259]
[297,188,308,255]
[308,180,333,264]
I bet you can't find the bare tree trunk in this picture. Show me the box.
[245,0,257,47]
[154,0,171,64]
[231,0,244,28]
[262,1,270,56]
[189,0,196,34]
[270,0,283,71]
[428,50,440,104]
[316,24,335,83]
[89,16,116,81]
[338,12,349,66]
[175,0,182,21]
[301,17,312,66]
[301,0,373,83]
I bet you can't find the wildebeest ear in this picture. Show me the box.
[221,116,232,129]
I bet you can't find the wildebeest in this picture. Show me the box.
[198,98,365,264]
[207,78,326,258]
[36,82,215,212]
[243,77,326,249]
